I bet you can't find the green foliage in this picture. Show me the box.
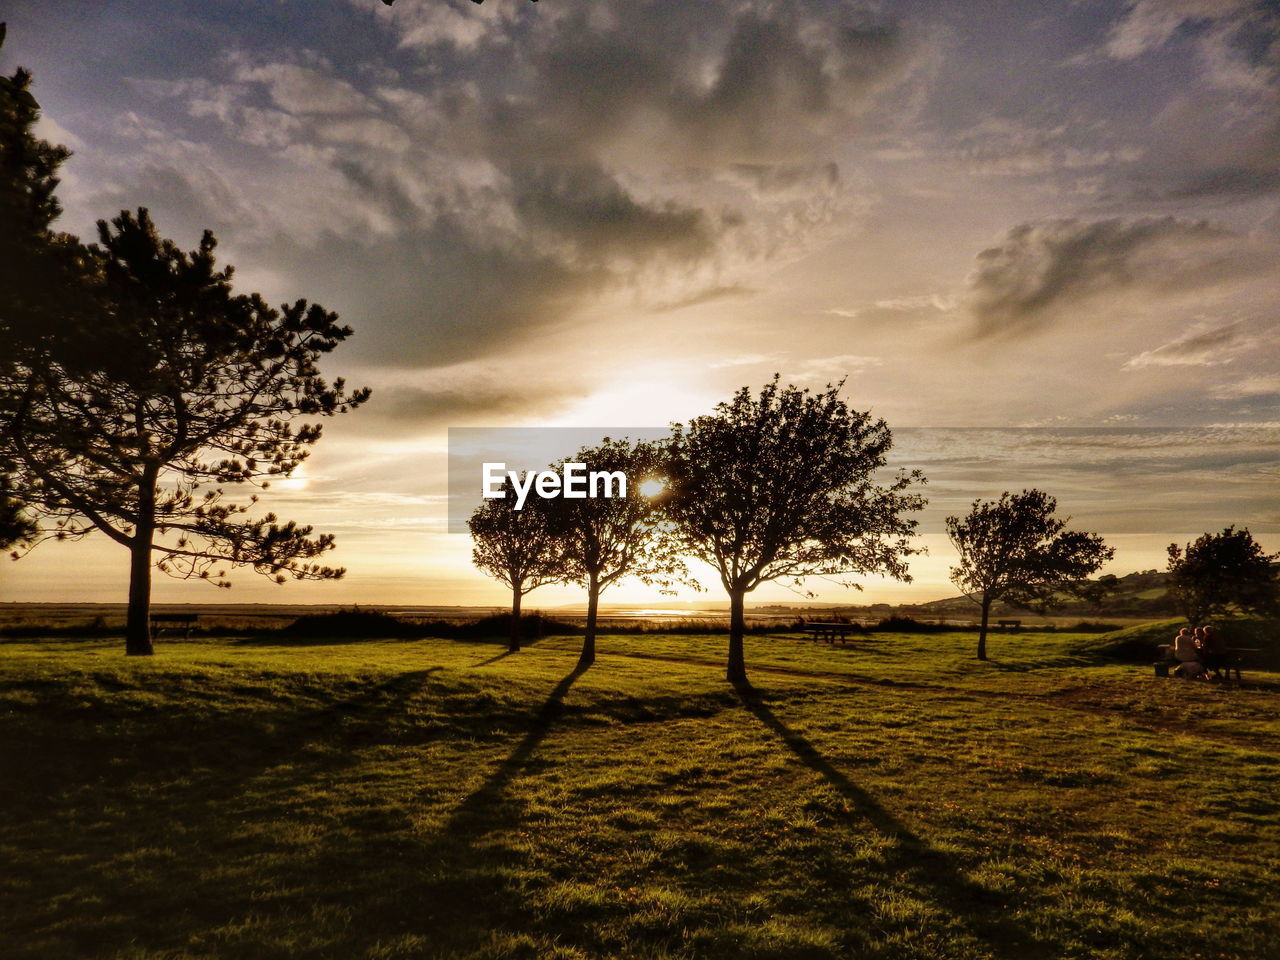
[1167,526,1280,626]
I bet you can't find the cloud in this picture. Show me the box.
[964,217,1261,338]
[652,284,756,314]
[1123,319,1253,368]
[949,117,1142,177]
[707,352,774,369]
[100,2,919,367]
[1104,0,1254,60]
[1101,1,1280,202]
[1213,374,1280,399]
[787,354,883,383]
[231,60,370,115]
[370,372,584,433]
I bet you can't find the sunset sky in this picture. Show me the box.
[2,0,1278,607]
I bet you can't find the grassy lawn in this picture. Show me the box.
[2,631,1278,959]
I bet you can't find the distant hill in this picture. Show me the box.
[916,568,1178,619]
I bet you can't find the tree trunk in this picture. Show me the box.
[125,468,157,656]
[977,594,991,661]
[727,588,747,684]
[509,587,523,652]
[579,574,599,669]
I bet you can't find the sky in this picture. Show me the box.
[1,0,1278,608]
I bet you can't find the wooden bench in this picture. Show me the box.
[803,622,858,644]
[149,613,199,639]
[996,619,1021,631]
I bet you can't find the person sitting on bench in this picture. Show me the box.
[1172,627,1206,679]
[1198,625,1229,680]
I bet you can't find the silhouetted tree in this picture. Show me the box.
[665,378,925,683]
[1167,526,1279,627]
[0,209,370,655]
[546,438,685,668]
[946,489,1113,660]
[469,478,566,652]
[0,23,97,362]
[1,23,94,557]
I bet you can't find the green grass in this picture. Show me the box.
[2,630,1278,959]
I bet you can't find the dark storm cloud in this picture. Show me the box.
[964,217,1257,339]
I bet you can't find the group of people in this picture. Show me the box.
[1170,625,1231,679]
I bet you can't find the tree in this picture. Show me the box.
[545,438,684,669]
[0,22,97,361]
[1,209,370,655]
[469,478,567,652]
[946,489,1113,660]
[665,378,925,684]
[1167,526,1279,627]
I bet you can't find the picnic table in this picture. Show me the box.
[996,619,1021,630]
[1155,644,1254,681]
[803,622,859,644]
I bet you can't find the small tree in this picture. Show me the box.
[469,479,566,652]
[946,489,1113,660]
[665,378,925,683]
[1,209,369,655]
[546,438,684,669]
[1167,526,1279,627]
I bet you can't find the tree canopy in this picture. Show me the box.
[1167,526,1279,627]
[665,378,924,683]
[946,489,1113,660]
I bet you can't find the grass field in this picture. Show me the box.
[2,630,1278,959]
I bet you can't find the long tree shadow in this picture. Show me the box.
[446,662,589,829]
[371,663,591,956]
[472,649,519,668]
[734,679,1053,960]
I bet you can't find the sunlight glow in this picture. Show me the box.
[639,477,667,498]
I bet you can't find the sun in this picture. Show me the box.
[638,478,668,498]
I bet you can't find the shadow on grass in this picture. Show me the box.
[446,662,588,826]
[734,678,1052,960]
[364,663,591,957]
